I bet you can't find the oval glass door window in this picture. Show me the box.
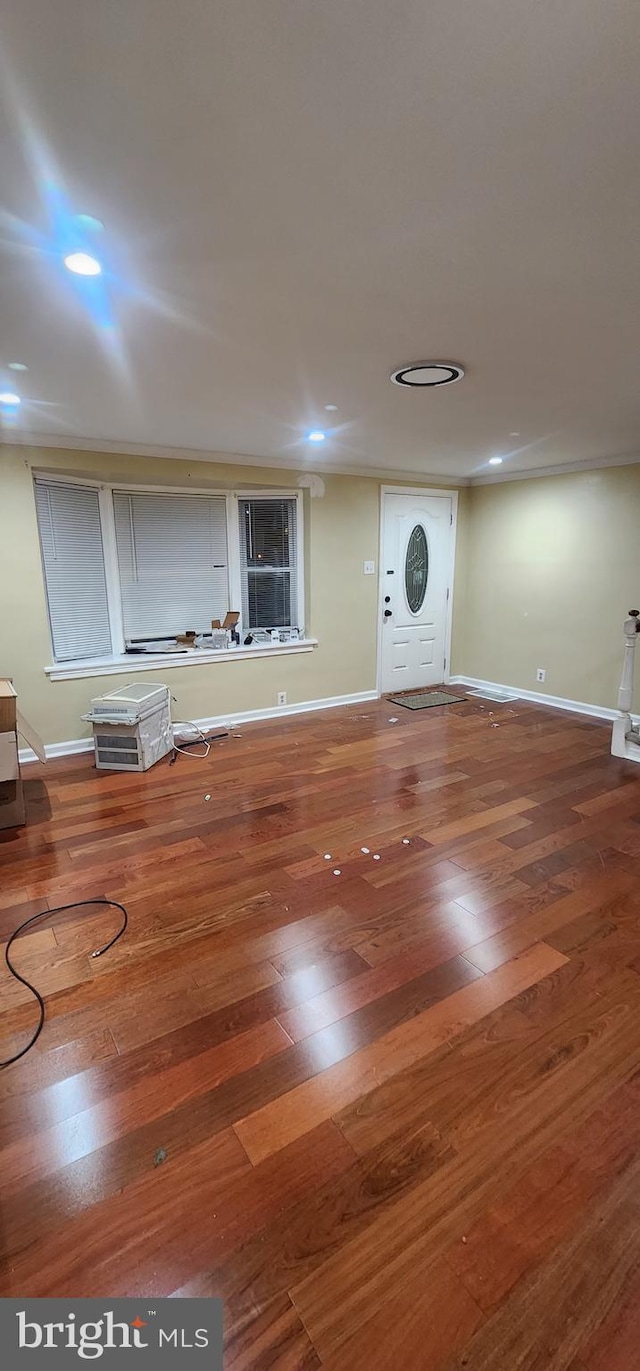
[405,524,429,613]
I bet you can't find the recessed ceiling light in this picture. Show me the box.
[64,251,102,276]
[307,430,326,443]
[0,391,21,406]
[391,362,464,388]
[489,456,503,466]
[324,404,338,412]
[8,362,28,372]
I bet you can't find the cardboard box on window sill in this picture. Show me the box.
[0,680,46,830]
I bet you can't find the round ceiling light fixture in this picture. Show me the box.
[8,362,28,372]
[489,456,503,466]
[0,391,21,406]
[307,430,326,443]
[64,251,102,276]
[390,361,464,388]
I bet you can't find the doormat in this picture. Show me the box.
[387,690,467,710]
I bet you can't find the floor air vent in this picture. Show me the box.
[466,689,519,703]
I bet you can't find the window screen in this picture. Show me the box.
[239,498,298,630]
[35,481,112,662]
[113,492,229,640]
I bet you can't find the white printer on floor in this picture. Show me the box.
[82,683,172,771]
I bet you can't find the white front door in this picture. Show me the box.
[379,491,453,694]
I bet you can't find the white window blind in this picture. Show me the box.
[239,498,298,630]
[35,481,112,662]
[113,492,229,640]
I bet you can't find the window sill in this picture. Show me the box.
[45,638,319,682]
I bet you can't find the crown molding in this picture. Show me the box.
[6,432,640,490]
[470,451,640,485]
[2,430,469,489]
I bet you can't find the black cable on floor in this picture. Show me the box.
[169,728,229,763]
[1,898,128,1069]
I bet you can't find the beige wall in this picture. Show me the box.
[0,444,466,746]
[458,465,640,711]
[3,443,636,746]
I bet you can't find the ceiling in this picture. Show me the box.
[1,0,640,482]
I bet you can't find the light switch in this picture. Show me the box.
[363,560,375,575]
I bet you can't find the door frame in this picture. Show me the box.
[376,485,459,697]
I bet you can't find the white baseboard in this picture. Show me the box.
[19,736,95,764]
[187,690,379,734]
[18,689,379,765]
[450,674,638,725]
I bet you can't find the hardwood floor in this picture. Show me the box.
[2,694,640,1368]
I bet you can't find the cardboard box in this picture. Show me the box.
[0,731,20,782]
[0,777,25,828]
[0,680,46,829]
[16,710,47,764]
[0,730,24,829]
[0,680,17,733]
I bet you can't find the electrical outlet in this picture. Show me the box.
[536,668,546,684]
[277,690,287,706]
[363,560,375,575]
